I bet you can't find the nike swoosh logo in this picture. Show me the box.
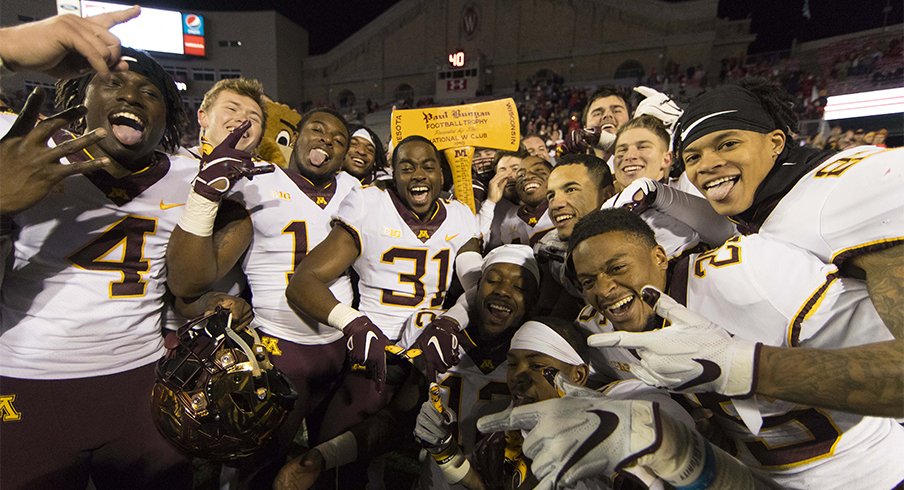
[159,200,185,210]
[673,359,722,391]
[558,409,619,482]
[445,233,459,241]
[427,336,446,365]
[363,330,379,358]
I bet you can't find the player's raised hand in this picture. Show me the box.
[478,397,663,490]
[0,6,141,79]
[414,384,457,453]
[193,120,274,202]
[486,166,512,204]
[402,316,462,381]
[343,316,403,391]
[607,177,661,214]
[633,86,683,130]
[0,88,113,214]
[587,286,761,397]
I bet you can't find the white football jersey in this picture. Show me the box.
[757,146,904,265]
[334,186,478,340]
[578,234,904,489]
[498,202,555,248]
[229,168,359,344]
[0,116,197,379]
[400,309,512,490]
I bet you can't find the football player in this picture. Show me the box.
[166,107,357,484]
[533,153,615,316]
[343,124,386,185]
[603,115,736,255]
[0,48,195,488]
[605,78,904,417]
[287,136,482,444]
[573,209,904,488]
[498,156,555,247]
[274,244,539,490]
[477,150,525,251]
[472,317,754,490]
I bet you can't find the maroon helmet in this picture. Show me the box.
[151,307,297,461]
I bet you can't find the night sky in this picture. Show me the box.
[148,0,902,55]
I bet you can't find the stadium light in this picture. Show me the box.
[823,87,904,120]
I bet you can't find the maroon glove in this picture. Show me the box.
[344,316,403,391]
[193,120,274,201]
[560,126,602,155]
[402,316,463,380]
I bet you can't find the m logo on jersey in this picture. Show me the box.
[528,217,538,225]
[417,230,431,240]
[261,336,283,356]
[315,196,329,207]
[0,395,22,422]
[479,359,496,372]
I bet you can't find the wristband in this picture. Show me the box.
[327,303,363,331]
[177,190,220,237]
[313,431,358,470]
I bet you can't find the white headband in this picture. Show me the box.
[352,128,374,146]
[510,321,584,366]
[482,244,540,285]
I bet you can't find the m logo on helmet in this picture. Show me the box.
[0,395,22,422]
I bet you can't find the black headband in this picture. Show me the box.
[118,47,175,97]
[674,85,777,155]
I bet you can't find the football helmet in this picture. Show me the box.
[151,307,297,461]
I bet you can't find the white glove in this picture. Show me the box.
[607,177,661,214]
[477,396,662,490]
[596,129,617,152]
[633,86,683,130]
[414,392,456,453]
[588,287,761,397]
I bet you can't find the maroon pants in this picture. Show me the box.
[0,363,191,490]
[231,334,347,488]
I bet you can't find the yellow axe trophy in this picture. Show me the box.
[391,99,521,213]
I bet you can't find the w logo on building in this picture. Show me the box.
[461,4,479,37]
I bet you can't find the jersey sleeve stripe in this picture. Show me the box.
[830,236,904,267]
[786,272,839,347]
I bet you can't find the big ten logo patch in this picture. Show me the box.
[260,336,283,356]
[272,190,292,200]
[383,227,402,238]
[0,394,22,422]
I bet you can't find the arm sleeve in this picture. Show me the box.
[654,183,737,246]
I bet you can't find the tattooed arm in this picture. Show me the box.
[757,245,904,417]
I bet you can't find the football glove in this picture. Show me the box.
[607,177,660,215]
[343,316,404,391]
[193,120,274,201]
[588,287,761,398]
[478,396,663,490]
[633,86,683,131]
[402,316,462,381]
[414,383,457,455]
